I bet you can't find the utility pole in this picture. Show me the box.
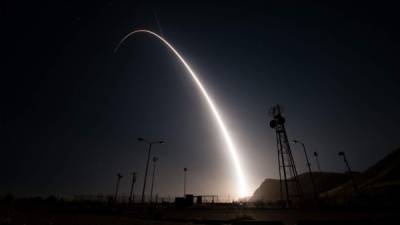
[114,173,123,202]
[338,151,358,192]
[183,167,188,197]
[129,172,136,204]
[149,157,159,202]
[138,137,164,204]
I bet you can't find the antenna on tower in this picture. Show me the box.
[269,104,303,208]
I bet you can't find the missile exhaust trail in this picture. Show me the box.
[114,29,249,197]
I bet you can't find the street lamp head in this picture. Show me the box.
[313,152,318,157]
[138,137,144,142]
[338,151,345,156]
[158,140,165,144]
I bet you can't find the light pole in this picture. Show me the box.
[149,156,159,203]
[138,137,164,204]
[114,173,123,202]
[293,139,317,199]
[338,151,357,192]
[183,167,187,197]
[129,172,136,204]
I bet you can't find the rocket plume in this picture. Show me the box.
[115,29,249,197]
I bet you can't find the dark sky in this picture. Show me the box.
[1,1,399,199]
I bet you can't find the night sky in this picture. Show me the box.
[2,1,399,199]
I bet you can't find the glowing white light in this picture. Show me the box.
[115,29,249,197]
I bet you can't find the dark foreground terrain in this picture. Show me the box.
[1,201,398,225]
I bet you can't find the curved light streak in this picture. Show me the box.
[115,29,249,197]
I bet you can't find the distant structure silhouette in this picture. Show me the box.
[149,156,159,202]
[114,173,123,202]
[129,172,136,204]
[338,151,358,192]
[269,104,303,207]
[138,137,164,203]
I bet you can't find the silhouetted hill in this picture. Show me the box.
[320,147,400,207]
[250,147,400,207]
[250,172,352,203]
[249,178,281,202]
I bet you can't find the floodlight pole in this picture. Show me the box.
[114,173,123,202]
[313,151,323,192]
[138,138,164,204]
[184,167,187,197]
[313,152,322,174]
[149,157,158,202]
[142,142,152,203]
[338,151,358,192]
[129,172,136,204]
[293,140,317,200]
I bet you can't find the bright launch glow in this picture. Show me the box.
[115,29,249,197]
